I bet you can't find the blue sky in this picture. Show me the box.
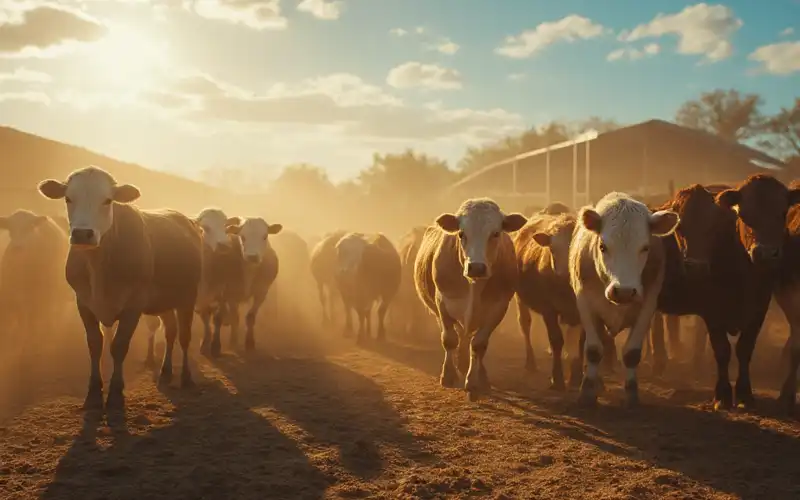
[0,0,798,183]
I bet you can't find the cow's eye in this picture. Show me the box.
[599,242,608,253]
[491,231,500,238]
[641,245,650,253]
[103,199,112,206]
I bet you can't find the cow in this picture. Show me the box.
[37,165,203,409]
[0,210,70,344]
[269,230,312,323]
[334,232,401,343]
[194,207,240,357]
[414,198,527,400]
[569,192,679,407]
[654,176,799,410]
[515,211,583,389]
[212,217,281,352]
[775,180,800,412]
[523,201,571,218]
[393,226,430,338]
[310,230,347,329]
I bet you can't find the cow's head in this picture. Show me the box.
[436,198,527,280]
[715,174,800,269]
[196,208,238,252]
[226,217,281,264]
[335,232,368,281]
[532,215,576,277]
[37,166,140,249]
[580,192,679,305]
[670,184,728,274]
[0,210,51,249]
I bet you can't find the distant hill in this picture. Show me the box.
[0,126,234,217]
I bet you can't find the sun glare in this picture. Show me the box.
[88,26,170,91]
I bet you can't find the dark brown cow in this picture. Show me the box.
[775,180,800,411]
[310,230,347,329]
[211,217,281,353]
[394,226,429,337]
[38,166,203,409]
[656,176,800,410]
[335,232,401,343]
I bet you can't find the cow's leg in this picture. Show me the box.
[158,310,178,385]
[650,312,668,377]
[542,311,566,390]
[464,304,507,401]
[245,291,267,352]
[620,291,660,408]
[144,317,157,367]
[317,281,329,326]
[600,327,618,374]
[77,303,104,410]
[229,302,241,349]
[436,299,460,388]
[776,286,800,413]
[692,317,709,376]
[199,307,214,355]
[568,326,585,389]
[176,306,195,387]
[210,302,226,358]
[342,297,354,337]
[516,297,537,373]
[576,293,606,406]
[706,319,733,410]
[356,308,367,345]
[666,314,683,361]
[106,310,142,409]
[376,296,390,342]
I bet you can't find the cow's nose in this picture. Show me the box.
[606,285,637,304]
[70,228,96,246]
[465,262,488,279]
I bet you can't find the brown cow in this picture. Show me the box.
[775,181,800,412]
[212,217,281,352]
[394,225,429,338]
[37,166,203,409]
[335,232,401,343]
[310,230,347,329]
[569,192,679,407]
[269,229,312,322]
[414,198,527,400]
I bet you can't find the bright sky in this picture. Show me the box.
[0,0,798,183]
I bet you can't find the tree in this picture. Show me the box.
[762,98,800,160]
[675,89,766,142]
[269,163,337,201]
[358,149,455,201]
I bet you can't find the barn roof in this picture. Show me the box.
[447,119,785,193]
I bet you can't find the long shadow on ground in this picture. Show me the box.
[213,352,433,483]
[40,368,330,500]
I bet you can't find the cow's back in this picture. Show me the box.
[413,226,442,314]
[310,230,346,285]
[362,234,402,299]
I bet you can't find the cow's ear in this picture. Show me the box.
[268,223,283,235]
[579,208,602,233]
[650,210,680,237]
[226,216,241,226]
[502,213,527,232]
[226,224,241,235]
[715,188,740,209]
[532,232,551,247]
[113,184,141,203]
[435,213,460,233]
[38,180,67,200]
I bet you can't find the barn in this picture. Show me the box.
[444,119,787,212]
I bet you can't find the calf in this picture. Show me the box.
[394,226,429,338]
[0,210,70,341]
[38,166,203,409]
[212,217,281,352]
[414,198,527,400]
[335,232,401,343]
[310,230,347,329]
[569,192,679,406]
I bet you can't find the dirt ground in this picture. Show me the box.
[1,302,799,500]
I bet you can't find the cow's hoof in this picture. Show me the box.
[440,370,459,389]
[158,371,173,386]
[777,392,796,416]
[181,374,195,389]
[713,398,733,412]
[105,392,125,410]
[83,390,104,411]
[466,389,481,402]
[549,377,566,392]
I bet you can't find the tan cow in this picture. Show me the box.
[38,165,203,409]
[335,232,401,343]
[414,198,527,400]
[310,230,347,329]
[569,192,679,407]
[0,210,70,343]
[393,225,430,338]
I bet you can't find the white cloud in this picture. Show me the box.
[0,67,51,83]
[0,90,49,104]
[386,62,462,90]
[297,0,343,20]
[495,14,607,59]
[618,3,742,63]
[607,43,660,62]
[748,41,800,75]
[780,27,794,37]
[389,27,407,37]
[415,26,424,34]
[426,37,459,55]
[187,0,287,30]
[507,72,526,82]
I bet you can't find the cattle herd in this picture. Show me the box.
[0,165,798,418]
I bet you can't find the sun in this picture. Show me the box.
[88,25,170,91]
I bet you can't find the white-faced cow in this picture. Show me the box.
[569,192,679,407]
[211,217,281,352]
[334,232,401,343]
[37,166,203,409]
[414,198,527,401]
